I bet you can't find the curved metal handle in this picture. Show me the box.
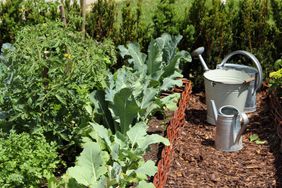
[234,113,249,145]
[217,50,263,93]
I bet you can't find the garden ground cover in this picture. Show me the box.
[163,91,282,187]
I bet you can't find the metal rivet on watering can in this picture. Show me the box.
[211,100,249,152]
[192,47,261,125]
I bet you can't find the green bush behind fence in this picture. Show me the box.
[0,0,281,83]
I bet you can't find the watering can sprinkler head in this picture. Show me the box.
[192,47,209,71]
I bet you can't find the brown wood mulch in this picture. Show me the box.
[164,92,282,187]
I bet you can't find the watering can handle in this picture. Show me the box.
[234,113,249,145]
[217,50,263,93]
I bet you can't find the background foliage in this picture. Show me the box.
[0,0,282,186]
[0,131,60,187]
[0,0,59,44]
[1,0,281,82]
[0,22,116,146]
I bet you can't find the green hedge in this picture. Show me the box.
[1,0,281,83]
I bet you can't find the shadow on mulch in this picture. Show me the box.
[164,91,282,187]
[201,138,215,148]
[246,92,282,187]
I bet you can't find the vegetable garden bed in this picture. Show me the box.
[153,79,192,188]
[151,88,282,187]
[0,1,281,187]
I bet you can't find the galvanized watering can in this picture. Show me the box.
[211,100,249,152]
[217,50,263,112]
[192,47,262,125]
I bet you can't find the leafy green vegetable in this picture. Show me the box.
[118,33,191,91]
[0,131,60,187]
[127,122,169,150]
[111,88,140,133]
[67,142,109,187]
[90,34,190,134]
[160,93,181,111]
[67,122,169,187]
[0,22,116,146]
[249,133,267,145]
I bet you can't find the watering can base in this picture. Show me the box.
[244,106,256,113]
[217,144,243,152]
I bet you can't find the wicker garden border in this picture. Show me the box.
[269,89,282,151]
[153,79,192,188]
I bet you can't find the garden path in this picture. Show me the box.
[165,91,282,187]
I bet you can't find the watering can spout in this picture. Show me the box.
[210,100,218,122]
[192,47,209,71]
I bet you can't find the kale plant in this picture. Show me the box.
[91,33,191,134]
[66,122,169,188]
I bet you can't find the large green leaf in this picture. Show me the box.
[105,67,143,103]
[160,93,181,111]
[67,142,109,187]
[126,122,146,148]
[90,90,115,132]
[111,88,140,134]
[162,34,183,63]
[105,73,116,103]
[140,87,158,109]
[146,38,164,80]
[135,160,158,179]
[118,43,147,72]
[160,72,183,91]
[139,133,170,150]
[89,122,121,161]
[162,50,191,79]
[138,86,161,121]
[127,122,169,150]
[90,122,112,146]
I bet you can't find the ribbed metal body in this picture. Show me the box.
[215,111,243,152]
[211,103,249,152]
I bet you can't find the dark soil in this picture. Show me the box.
[164,91,282,187]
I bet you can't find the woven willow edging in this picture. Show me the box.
[153,80,192,188]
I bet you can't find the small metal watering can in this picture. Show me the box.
[211,100,249,152]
